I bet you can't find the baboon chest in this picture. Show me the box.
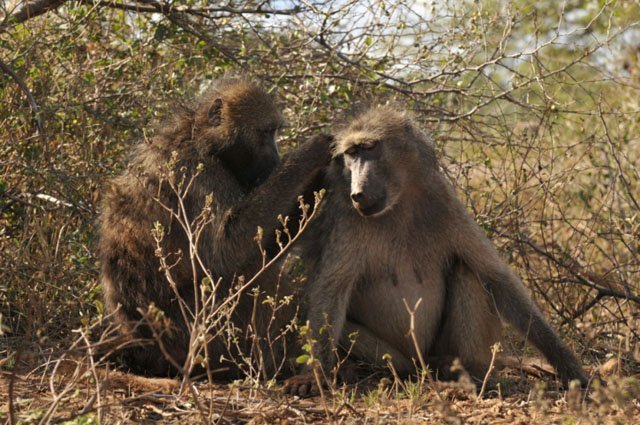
[347,243,445,356]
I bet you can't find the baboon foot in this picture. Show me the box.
[282,372,322,398]
[426,355,460,381]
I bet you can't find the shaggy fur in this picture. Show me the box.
[284,107,586,396]
[99,78,332,377]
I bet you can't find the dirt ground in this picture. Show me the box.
[1,354,638,424]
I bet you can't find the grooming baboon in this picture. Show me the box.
[99,78,332,377]
[284,107,587,396]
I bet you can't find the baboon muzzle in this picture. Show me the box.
[348,159,387,216]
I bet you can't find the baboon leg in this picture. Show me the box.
[431,260,502,381]
[284,320,413,397]
[305,279,355,374]
[340,320,414,374]
[111,321,189,377]
[120,344,182,377]
[283,272,355,397]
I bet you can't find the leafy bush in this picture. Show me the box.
[1,1,638,423]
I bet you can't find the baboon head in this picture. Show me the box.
[194,78,284,188]
[334,107,433,217]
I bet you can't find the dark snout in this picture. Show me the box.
[253,148,280,186]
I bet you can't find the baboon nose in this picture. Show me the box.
[351,192,365,204]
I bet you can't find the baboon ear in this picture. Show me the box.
[208,98,223,127]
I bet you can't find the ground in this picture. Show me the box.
[1,353,638,424]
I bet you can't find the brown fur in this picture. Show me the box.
[284,107,587,396]
[98,78,332,378]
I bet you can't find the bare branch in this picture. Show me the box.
[0,0,66,29]
[87,0,300,17]
[0,57,45,137]
[494,227,640,306]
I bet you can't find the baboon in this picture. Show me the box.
[99,78,332,377]
[284,106,587,396]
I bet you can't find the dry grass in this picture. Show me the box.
[1,351,638,424]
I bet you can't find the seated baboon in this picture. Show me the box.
[98,78,332,377]
[284,106,588,396]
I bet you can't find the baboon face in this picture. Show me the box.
[335,110,419,217]
[196,82,284,189]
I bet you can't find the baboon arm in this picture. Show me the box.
[340,321,414,373]
[215,134,332,275]
[460,231,588,385]
[483,267,587,385]
[306,270,357,374]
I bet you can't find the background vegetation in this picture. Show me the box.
[1,0,639,423]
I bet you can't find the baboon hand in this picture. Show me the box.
[282,372,322,398]
[558,364,590,388]
[305,133,335,165]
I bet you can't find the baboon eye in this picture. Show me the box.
[344,146,358,156]
[361,140,379,150]
[258,129,277,144]
[260,128,276,136]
